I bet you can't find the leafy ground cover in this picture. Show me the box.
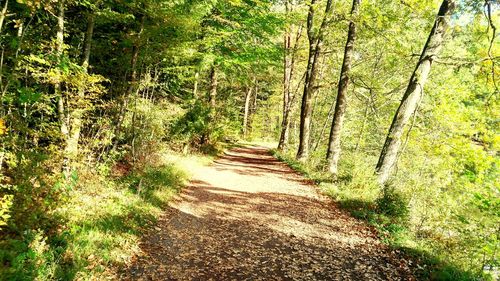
[0,151,213,280]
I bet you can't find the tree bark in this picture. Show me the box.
[278,22,292,151]
[209,66,217,109]
[247,79,258,137]
[114,15,145,144]
[296,0,332,161]
[55,0,70,173]
[277,20,302,152]
[243,86,252,137]
[65,13,95,168]
[193,71,199,97]
[312,95,336,152]
[278,0,294,151]
[354,100,369,152]
[326,0,360,176]
[201,66,218,145]
[375,0,456,185]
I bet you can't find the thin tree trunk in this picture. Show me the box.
[193,71,199,97]
[1,12,29,116]
[278,103,291,150]
[16,21,22,37]
[243,86,252,137]
[248,79,258,137]
[114,15,145,144]
[312,96,336,152]
[278,0,293,151]
[310,55,327,142]
[326,0,360,176]
[55,0,70,173]
[278,30,292,150]
[355,100,369,152]
[296,0,318,161]
[376,0,456,185]
[65,13,95,169]
[278,23,302,152]
[209,66,217,109]
[296,0,332,161]
[201,66,218,145]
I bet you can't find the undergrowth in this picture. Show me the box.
[0,151,210,280]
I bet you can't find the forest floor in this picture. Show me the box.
[119,145,415,280]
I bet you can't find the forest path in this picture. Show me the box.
[121,145,413,280]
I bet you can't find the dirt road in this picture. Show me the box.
[121,145,413,280]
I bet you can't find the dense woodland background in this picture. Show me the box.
[0,0,498,280]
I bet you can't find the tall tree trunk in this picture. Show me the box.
[278,0,293,151]
[310,55,327,141]
[201,66,218,145]
[312,95,336,152]
[243,86,252,137]
[277,24,302,151]
[55,0,70,173]
[248,79,258,137]
[326,0,360,176]
[296,0,332,161]
[209,66,217,109]
[246,77,259,136]
[65,13,95,169]
[193,71,199,97]
[278,26,292,151]
[375,0,456,185]
[114,15,145,145]
[354,100,369,152]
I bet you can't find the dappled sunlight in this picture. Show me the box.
[171,182,378,247]
[122,146,413,280]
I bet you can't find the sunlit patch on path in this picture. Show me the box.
[120,145,414,280]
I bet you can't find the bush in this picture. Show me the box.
[376,186,409,224]
[0,155,190,280]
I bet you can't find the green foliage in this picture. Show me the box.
[252,1,500,280]
[171,101,212,144]
[1,0,282,278]
[0,154,192,280]
[0,0,498,279]
[0,194,13,228]
[376,186,409,224]
[274,147,494,279]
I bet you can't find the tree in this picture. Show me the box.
[113,13,145,147]
[55,0,69,172]
[296,0,333,161]
[278,1,303,151]
[243,85,252,137]
[375,0,457,184]
[64,12,95,169]
[200,65,218,144]
[325,0,360,176]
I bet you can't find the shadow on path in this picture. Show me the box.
[120,145,414,280]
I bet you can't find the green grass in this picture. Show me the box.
[270,148,331,184]
[0,151,211,280]
[271,149,482,281]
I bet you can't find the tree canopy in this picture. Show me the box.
[0,0,498,279]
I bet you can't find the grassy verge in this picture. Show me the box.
[0,150,213,280]
[271,148,479,281]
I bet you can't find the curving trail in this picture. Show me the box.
[121,145,414,280]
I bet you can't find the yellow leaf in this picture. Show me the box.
[0,119,6,135]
